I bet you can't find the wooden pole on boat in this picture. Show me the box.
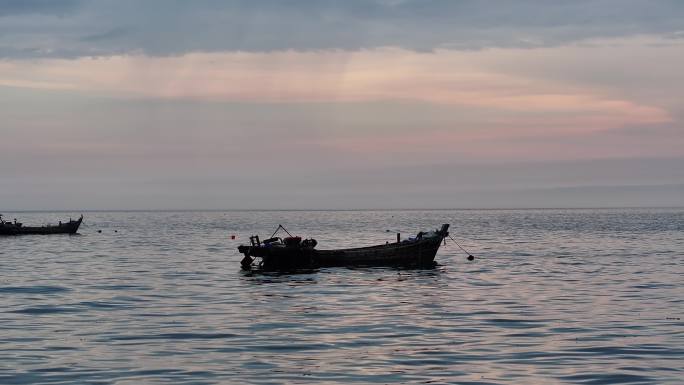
[397,233,400,243]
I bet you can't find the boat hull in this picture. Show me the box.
[239,224,449,271]
[0,217,82,236]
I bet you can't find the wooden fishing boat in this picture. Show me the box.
[239,224,449,270]
[0,214,83,236]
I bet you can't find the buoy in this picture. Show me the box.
[467,255,474,261]
[97,230,102,233]
[231,235,236,239]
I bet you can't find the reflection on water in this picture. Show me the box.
[1,209,683,384]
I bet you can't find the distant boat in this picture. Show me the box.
[239,224,449,270]
[0,214,83,236]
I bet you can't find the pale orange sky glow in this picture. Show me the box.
[1,40,677,155]
[0,43,675,127]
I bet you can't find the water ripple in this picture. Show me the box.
[0,286,70,295]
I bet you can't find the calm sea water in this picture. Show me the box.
[1,209,683,384]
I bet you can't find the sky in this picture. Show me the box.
[1,0,683,210]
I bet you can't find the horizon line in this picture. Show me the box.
[2,206,683,213]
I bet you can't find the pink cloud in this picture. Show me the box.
[0,42,675,144]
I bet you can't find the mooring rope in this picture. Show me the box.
[448,234,475,260]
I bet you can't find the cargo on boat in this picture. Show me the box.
[0,214,83,236]
[238,224,449,270]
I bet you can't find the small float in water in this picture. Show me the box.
[238,224,450,270]
[0,214,83,236]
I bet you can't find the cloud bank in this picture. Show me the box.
[1,0,683,58]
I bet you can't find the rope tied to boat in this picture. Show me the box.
[270,224,293,239]
[447,234,475,261]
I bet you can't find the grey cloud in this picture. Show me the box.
[0,0,80,16]
[0,0,683,58]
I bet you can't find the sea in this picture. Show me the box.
[1,209,683,384]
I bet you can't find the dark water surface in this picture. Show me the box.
[1,209,683,384]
